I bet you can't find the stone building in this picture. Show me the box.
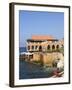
[27,35,64,52]
[25,35,64,66]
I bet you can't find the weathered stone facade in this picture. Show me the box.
[26,35,64,66]
[30,52,64,66]
[27,35,64,52]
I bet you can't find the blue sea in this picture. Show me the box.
[19,47,27,53]
[19,47,56,79]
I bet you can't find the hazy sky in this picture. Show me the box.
[19,10,64,47]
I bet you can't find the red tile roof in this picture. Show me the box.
[31,35,55,40]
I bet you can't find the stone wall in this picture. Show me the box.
[31,52,64,66]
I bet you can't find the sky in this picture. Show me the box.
[19,10,64,47]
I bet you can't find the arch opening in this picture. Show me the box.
[39,46,42,51]
[52,45,55,50]
[47,45,50,50]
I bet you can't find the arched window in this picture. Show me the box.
[32,45,34,50]
[35,45,38,49]
[39,46,42,51]
[28,46,30,50]
[56,45,59,49]
[47,45,50,50]
[52,45,55,50]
